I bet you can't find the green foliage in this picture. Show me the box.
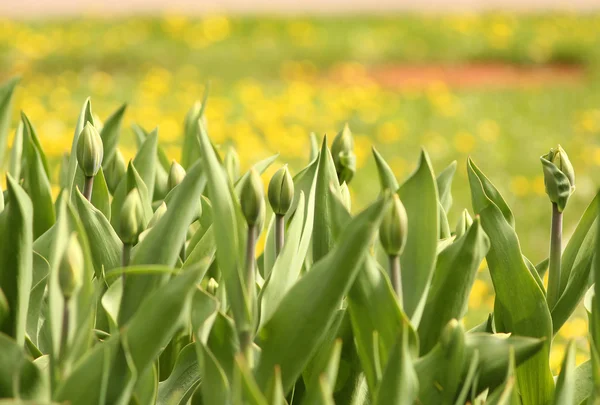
[0,75,599,404]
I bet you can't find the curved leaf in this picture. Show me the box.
[398,150,439,324]
[73,188,122,278]
[157,343,200,405]
[100,103,127,165]
[437,161,457,214]
[372,147,398,192]
[418,217,490,354]
[0,175,33,345]
[255,195,390,393]
[468,158,554,405]
[0,77,19,168]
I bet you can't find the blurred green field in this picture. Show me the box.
[2,13,600,368]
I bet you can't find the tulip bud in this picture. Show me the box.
[541,145,576,212]
[59,233,84,300]
[105,150,126,193]
[240,169,265,227]
[268,166,294,216]
[120,189,145,244]
[76,122,104,177]
[455,209,473,239]
[331,123,356,185]
[225,147,240,183]
[207,278,219,296]
[340,182,351,211]
[168,160,186,191]
[379,194,408,257]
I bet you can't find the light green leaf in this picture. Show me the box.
[464,333,545,393]
[418,217,490,354]
[8,122,23,180]
[157,343,200,405]
[302,338,343,405]
[197,121,250,333]
[133,129,158,199]
[0,77,19,168]
[0,332,48,399]
[255,195,390,393]
[312,136,341,263]
[373,326,418,405]
[196,342,230,404]
[372,147,398,192]
[119,163,206,324]
[468,158,554,405]
[572,360,592,405]
[552,190,599,333]
[21,113,55,238]
[73,187,122,278]
[437,160,457,214]
[0,175,33,346]
[233,355,269,405]
[182,87,209,169]
[100,103,127,165]
[259,192,306,327]
[398,150,439,324]
[105,263,206,403]
[486,349,519,405]
[90,167,111,220]
[553,340,576,405]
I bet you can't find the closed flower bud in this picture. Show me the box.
[225,147,240,183]
[340,182,351,211]
[207,278,219,296]
[59,233,84,300]
[379,194,408,257]
[120,189,145,244]
[455,209,473,238]
[76,122,104,177]
[240,169,265,227]
[331,123,356,185]
[105,150,126,193]
[541,145,576,212]
[268,166,294,216]
[168,160,186,191]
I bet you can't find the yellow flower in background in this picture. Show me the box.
[560,318,588,340]
[532,176,546,195]
[376,121,405,144]
[477,119,500,142]
[454,131,475,154]
[510,176,530,197]
[468,279,489,309]
[202,15,231,43]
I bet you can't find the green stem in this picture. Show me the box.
[275,214,285,257]
[547,203,562,310]
[60,300,70,359]
[83,176,94,201]
[389,255,402,304]
[240,225,257,366]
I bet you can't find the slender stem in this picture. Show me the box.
[547,203,563,309]
[60,300,70,359]
[83,176,94,201]
[389,255,402,305]
[275,214,285,257]
[240,225,257,366]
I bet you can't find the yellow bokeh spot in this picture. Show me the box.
[468,279,489,309]
[376,121,405,144]
[477,119,500,142]
[509,176,530,197]
[559,318,588,339]
[202,15,231,43]
[453,131,475,154]
[532,176,546,196]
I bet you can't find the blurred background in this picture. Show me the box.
[1,0,600,371]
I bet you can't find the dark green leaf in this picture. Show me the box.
[0,77,19,168]
[100,104,127,165]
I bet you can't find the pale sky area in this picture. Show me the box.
[0,0,598,17]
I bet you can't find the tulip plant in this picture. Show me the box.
[0,76,599,405]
